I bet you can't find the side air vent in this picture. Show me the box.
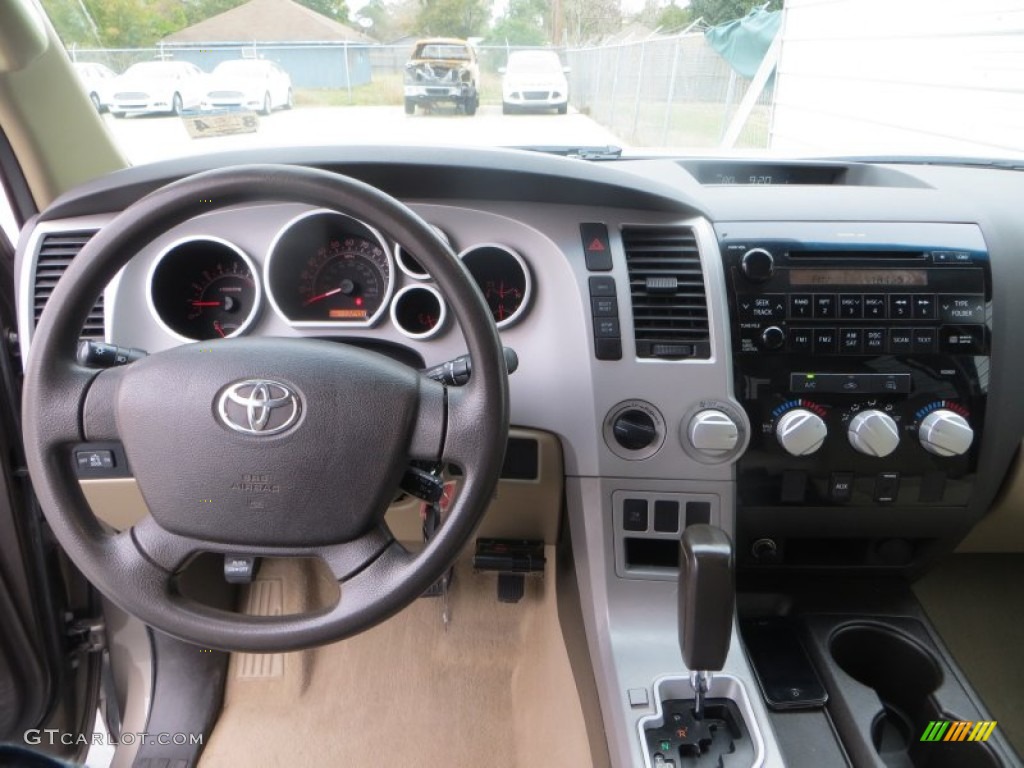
[33,231,104,340]
[623,226,710,359]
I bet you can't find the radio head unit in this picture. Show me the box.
[716,222,991,572]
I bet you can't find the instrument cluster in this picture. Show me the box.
[146,209,533,342]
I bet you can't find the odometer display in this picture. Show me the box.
[266,211,393,325]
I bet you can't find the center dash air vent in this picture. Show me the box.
[623,226,710,359]
[33,231,104,340]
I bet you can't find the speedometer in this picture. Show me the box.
[265,210,394,326]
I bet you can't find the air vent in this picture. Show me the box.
[623,226,710,359]
[33,231,104,340]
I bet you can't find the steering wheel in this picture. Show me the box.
[22,165,509,652]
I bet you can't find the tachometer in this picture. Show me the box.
[459,244,532,328]
[265,210,394,326]
[148,237,261,341]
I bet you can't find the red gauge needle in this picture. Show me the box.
[303,287,342,306]
[191,301,221,307]
[213,321,226,338]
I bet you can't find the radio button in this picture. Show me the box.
[889,295,913,320]
[790,294,813,319]
[761,326,786,350]
[789,328,813,352]
[839,328,863,354]
[912,295,936,320]
[814,295,837,319]
[814,328,837,354]
[912,328,937,354]
[939,295,985,324]
[839,295,863,319]
[940,325,986,354]
[863,295,887,319]
[889,329,914,354]
[864,328,887,353]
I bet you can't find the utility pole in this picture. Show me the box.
[551,0,563,47]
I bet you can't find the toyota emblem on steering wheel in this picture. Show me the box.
[217,379,301,435]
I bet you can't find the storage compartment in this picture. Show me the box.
[813,619,1003,768]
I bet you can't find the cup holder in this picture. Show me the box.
[830,622,1001,768]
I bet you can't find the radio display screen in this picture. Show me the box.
[789,269,928,287]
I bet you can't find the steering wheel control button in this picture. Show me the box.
[605,401,666,459]
[874,472,901,503]
[848,409,900,457]
[216,379,301,436]
[75,449,114,470]
[623,499,649,531]
[581,223,613,271]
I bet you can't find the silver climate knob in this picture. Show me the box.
[688,409,740,457]
[848,409,900,457]
[919,410,974,457]
[776,409,827,456]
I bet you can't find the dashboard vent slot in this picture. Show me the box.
[33,231,104,340]
[623,226,710,359]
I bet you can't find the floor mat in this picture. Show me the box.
[914,553,1024,757]
[200,551,592,767]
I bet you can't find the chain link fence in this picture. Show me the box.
[566,33,773,149]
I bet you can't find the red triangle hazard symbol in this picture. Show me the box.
[587,238,606,252]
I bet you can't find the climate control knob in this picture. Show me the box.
[918,410,974,457]
[848,409,900,457]
[776,409,827,456]
[688,409,740,458]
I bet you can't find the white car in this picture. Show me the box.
[501,50,570,115]
[202,59,293,115]
[109,60,206,117]
[71,61,117,112]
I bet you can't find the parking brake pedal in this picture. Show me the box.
[473,539,545,603]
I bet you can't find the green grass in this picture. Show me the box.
[581,98,770,149]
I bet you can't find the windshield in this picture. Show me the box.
[121,62,182,80]
[214,60,269,77]
[42,0,1024,165]
[507,53,563,74]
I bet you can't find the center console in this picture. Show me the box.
[719,222,990,571]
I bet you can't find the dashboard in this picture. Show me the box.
[14,145,1024,767]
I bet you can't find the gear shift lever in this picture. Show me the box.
[679,524,735,719]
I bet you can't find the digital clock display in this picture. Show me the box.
[789,269,928,286]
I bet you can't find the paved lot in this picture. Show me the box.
[106,105,626,165]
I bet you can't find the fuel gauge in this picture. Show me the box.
[149,237,261,341]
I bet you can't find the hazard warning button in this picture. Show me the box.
[580,223,613,271]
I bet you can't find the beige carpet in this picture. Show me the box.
[200,549,592,767]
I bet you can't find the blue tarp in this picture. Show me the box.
[704,9,781,79]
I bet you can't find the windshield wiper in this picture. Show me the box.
[514,145,623,161]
